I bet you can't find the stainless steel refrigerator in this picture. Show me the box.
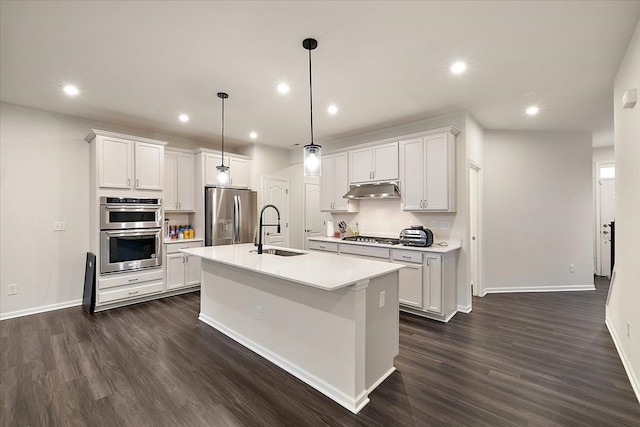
[205,187,257,246]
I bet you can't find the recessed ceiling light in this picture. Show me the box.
[249,132,258,139]
[63,85,79,96]
[450,61,467,75]
[178,114,189,122]
[526,106,539,116]
[327,105,338,115]
[277,83,290,94]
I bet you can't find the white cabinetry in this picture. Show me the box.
[164,150,195,211]
[94,134,164,191]
[392,250,424,308]
[97,269,164,306]
[400,129,457,212]
[320,153,358,212]
[204,153,251,188]
[165,240,203,290]
[349,142,398,183]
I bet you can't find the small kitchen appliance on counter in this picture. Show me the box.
[399,226,434,247]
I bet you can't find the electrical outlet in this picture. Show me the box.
[379,290,386,308]
[53,221,66,231]
[570,264,575,273]
[255,304,262,320]
[431,221,438,228]
[7,284,17,296]
[441,222,449,229]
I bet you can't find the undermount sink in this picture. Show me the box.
[250,249,308,257]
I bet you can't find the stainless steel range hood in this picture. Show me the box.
[343,182,401,199]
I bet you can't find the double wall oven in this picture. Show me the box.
[100,197,162,274]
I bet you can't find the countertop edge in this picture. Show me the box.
[307,236,461,253]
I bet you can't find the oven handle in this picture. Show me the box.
[104,229,161,236]
[102,205,161,212]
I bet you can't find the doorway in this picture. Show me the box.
[469,162,482,297]
[262,176,289,247]
[303,183,322,250]
[595,163,615,277]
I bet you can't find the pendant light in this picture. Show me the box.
[216,92,230,186]
[302,38,321,177]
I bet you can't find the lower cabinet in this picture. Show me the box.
[165,240,203,290]
[308,238,457,322]
[97,268,164,306]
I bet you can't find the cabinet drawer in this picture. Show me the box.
[97,281,163,304]
[165,240,203,254]
[98,269,163,290]
[308,240,338,252]
[339,244,389,259]
[392,250,423,264]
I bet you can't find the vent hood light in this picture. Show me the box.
[343,182,401,199]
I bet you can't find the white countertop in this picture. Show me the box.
[308,236,461,253]
[181,243,402,291]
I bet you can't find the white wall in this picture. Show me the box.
[607,19,640,402]
[238,143,291,207]
[483,130,594,293]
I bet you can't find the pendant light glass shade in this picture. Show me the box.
[303,144,321,176]
[302,38,321,177]
[216,92,230,187]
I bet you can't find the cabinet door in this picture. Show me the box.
[176,153,195,210]
[349,147,373,183]
[424,255,443,314]
[99,137,132,189]
[319,156,334,211]
[229,157,250,188]
[166,253,186,290]
[164,152,178,210]
[332,153,350,211]
[424,134,449,210]
[373,142,398,181]
[400,138,425,210]
[135,142,163,190]
[398,262,424,308]
[185,254,202,286]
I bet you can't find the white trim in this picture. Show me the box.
[367,367,396,394]
[0,299,82,321]
[457,304,472,314]
[605,318,640,404]
[198,312,375,414]
[85,129,168,146]
[481,285,595,296]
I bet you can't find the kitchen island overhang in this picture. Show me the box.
[181,244,403,414]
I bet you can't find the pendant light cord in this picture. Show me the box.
[221,96,225,165]
[308,47,314,146]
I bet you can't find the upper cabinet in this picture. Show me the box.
[165,150,195,211]
[87,130,166,192]
[349,142,399,183]
[400,128,458,212]
[203,152,251,189]
[320,153,358,212]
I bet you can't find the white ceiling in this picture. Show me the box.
[2,1,639,149]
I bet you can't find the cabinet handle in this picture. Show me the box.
[128,290,139,295]
[136,178,140,188]
[319,245,326,249]
[372,171,375,179]
[402,255,412,259]
[128,278,139,282]
[127,178,131,187]
[426,257,430,267]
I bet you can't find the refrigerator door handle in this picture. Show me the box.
[236,194,242,243]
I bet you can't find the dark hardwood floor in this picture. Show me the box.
[2,276,639,426]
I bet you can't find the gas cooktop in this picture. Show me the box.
[341,236,400,245]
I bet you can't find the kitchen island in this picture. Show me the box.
[181,243,403,414]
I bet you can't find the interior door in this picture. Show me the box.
[600,178,615,277]
[262,177,289,247]
[304,183,323,249]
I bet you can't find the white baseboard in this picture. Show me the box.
[457,304,472,314]
[199,312,373,413]
[481,284,595,296]
[0,299,82,321]
[605,318,640,404]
